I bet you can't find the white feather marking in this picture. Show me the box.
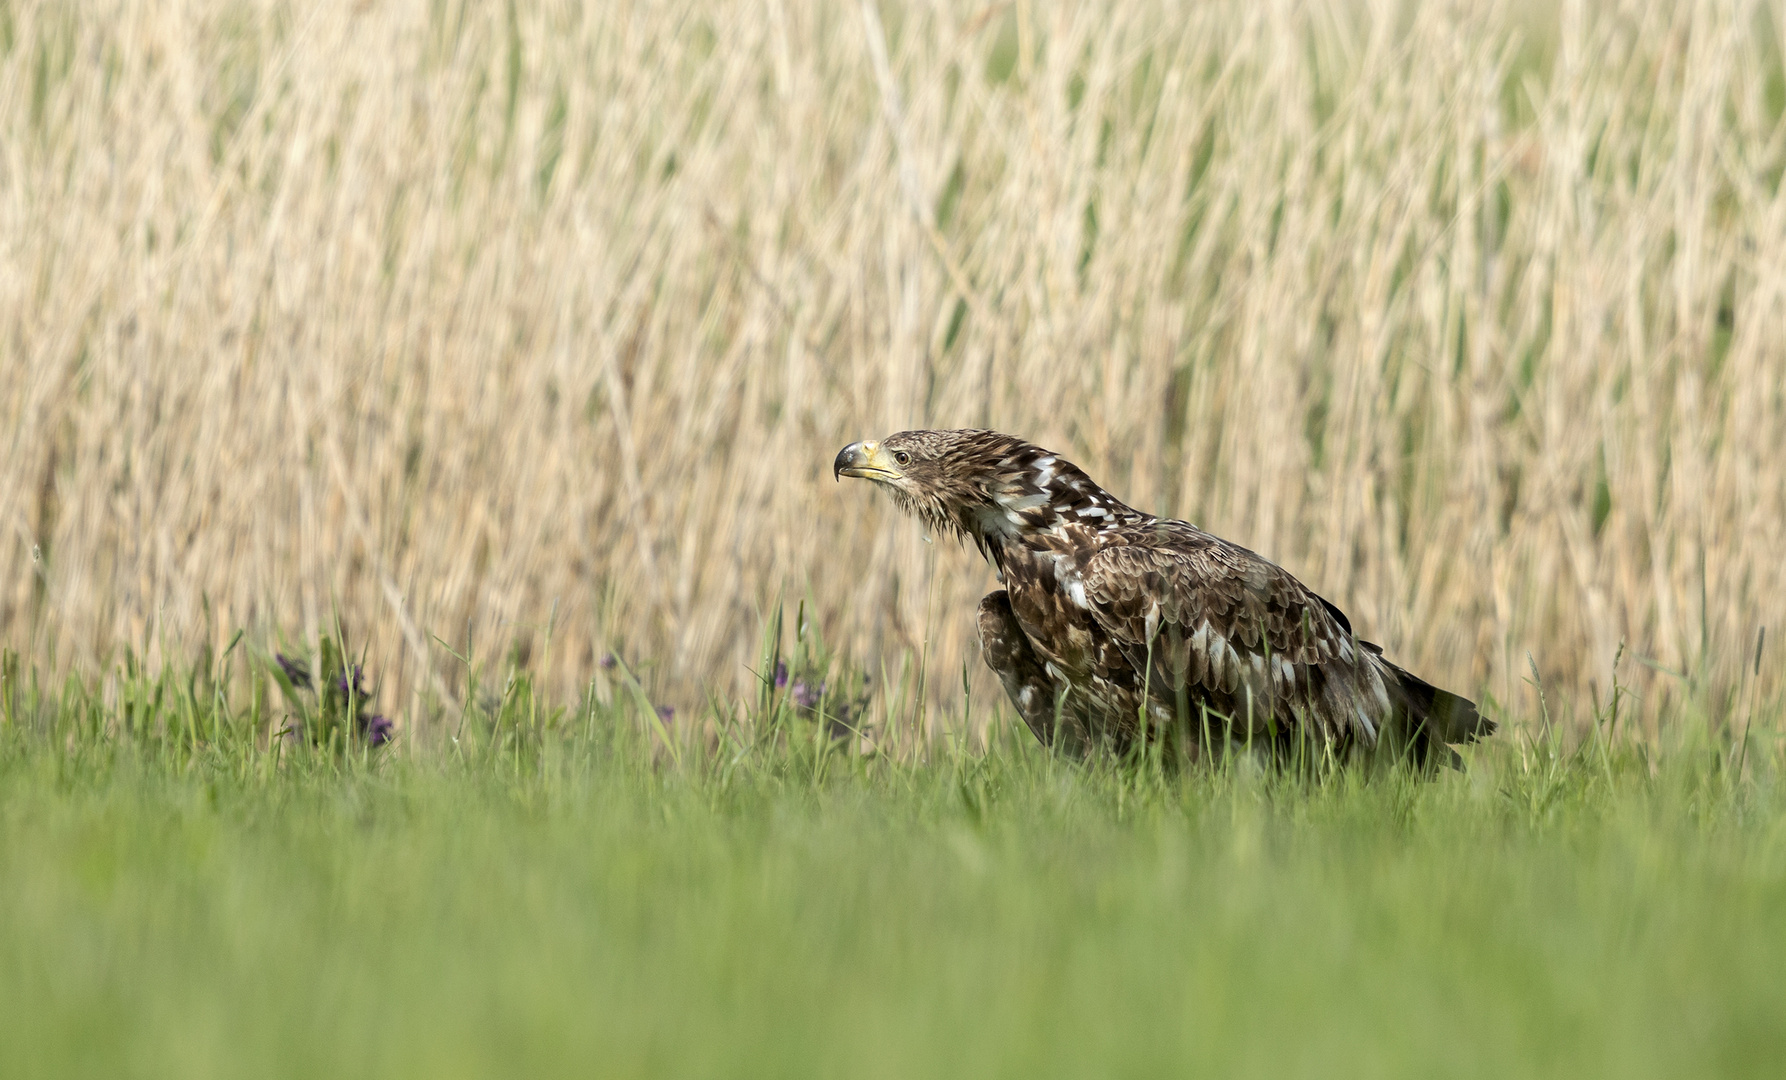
[973,505,1019,539]
[1078,506,1107,518]
[1189,623,1211,680]
[1370,671,1390,714]
[1067,579,1089,610]
[1002,492,1051,512]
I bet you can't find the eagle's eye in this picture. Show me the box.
[893,450,912,467]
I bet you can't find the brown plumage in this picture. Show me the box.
[835,429,1491,764]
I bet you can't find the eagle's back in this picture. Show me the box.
[997,509,1488,761]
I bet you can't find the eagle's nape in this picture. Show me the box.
[837,428,1495,767]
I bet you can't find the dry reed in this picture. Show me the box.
[3,0,1784,741]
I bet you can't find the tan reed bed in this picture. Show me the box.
[3,1,1783,746]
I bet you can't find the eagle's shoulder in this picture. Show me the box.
[1078,516,1359,682]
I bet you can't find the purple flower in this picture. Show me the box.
[276,654,312,689]
[600,652,619,670]
[773,660,788,690]
[334,664,368,698]
[655,704,675,722]
[362,714,395,747]
[791,680,825,710]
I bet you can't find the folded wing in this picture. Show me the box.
[1080,523,1397,744]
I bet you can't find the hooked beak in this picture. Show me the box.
[834,440,902,482]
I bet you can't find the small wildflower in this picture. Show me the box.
[334,664,368,698]
[825,703,859,739]
[773,660,788,690]
[276,653,312,689]
[600,652,619,670]
[275,640,392,751]
[655,704,675,722]
[363,714,395,747]
[791,680,825,710]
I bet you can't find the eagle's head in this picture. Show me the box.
[834,429,1129,551]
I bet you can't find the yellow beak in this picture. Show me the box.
[834,440,902,481]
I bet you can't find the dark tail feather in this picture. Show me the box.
[1383,661,1493,766]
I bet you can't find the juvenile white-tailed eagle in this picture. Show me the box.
[835,429,1490,764]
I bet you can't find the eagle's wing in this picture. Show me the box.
[1079,521,1381,740]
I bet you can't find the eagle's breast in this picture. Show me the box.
[956,445,1165,723]
[996,525,1132,691]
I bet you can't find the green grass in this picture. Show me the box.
[2,648,1785,1078]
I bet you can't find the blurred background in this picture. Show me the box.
[3,0,1783,741]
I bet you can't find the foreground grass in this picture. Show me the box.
[2,658,1785,1078]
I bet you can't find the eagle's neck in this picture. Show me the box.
[953,454,1146,575]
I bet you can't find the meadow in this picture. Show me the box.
[6,0,1786,1074]
[1,653,1784,1079]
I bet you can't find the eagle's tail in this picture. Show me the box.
[1379,657,1493,767]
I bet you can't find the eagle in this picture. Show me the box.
[835,429,1491,765]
